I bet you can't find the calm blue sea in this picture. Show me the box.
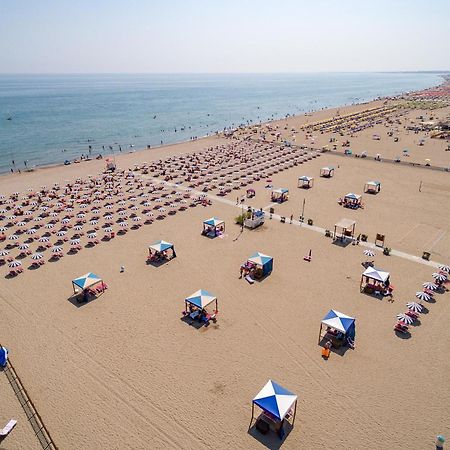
[0,73,442,173]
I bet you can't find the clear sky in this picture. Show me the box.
[0,0,449,73]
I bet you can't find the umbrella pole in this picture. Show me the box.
[318,323,322,344]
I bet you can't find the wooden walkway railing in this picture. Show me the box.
[2,356,58,450]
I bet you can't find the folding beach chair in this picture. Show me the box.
[0,420,17,443]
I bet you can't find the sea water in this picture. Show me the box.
[0,72,442,173]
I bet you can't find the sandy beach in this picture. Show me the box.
[1,95,449,450]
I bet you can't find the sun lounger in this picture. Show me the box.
[0,420,17,443]
[245,274,255,284]
[394,324,408,333]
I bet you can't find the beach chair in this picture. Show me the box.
[394,323,408,333]
[0,420,17,443]
[321,347,331,359]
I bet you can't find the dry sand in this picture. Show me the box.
[1,100,449,450]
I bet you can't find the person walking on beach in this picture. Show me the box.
[290,214,293,224]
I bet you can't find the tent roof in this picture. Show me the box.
[253,380,297,421]
[203,217,224,227]
[362,266,390,282]
[273,188,289,194]
[72,272,102,290]
[248,252,273,266]
[321,309,355,334]
[366,180,380,186]
[335,218,356,229]
[344,193,361,200]
[149,240,173,252]
[321,166,334,171]
[185,289,217,309]
[298,176,313,181]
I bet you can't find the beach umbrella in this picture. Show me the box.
[432,272,447,282]
[363,249,375,257]
[8,260,22,268]
[34,216,43,222]
[406,302,423,313]
[24,210,33,216]
[56,230,67,237]
[79,204,89,209]
[70,239,80,246]
[51,246,63,253]
[104,227,113,233]
[143,202,152,207]
[8,234,19,240]
[31,253,43,260]
[26,228,37,235]
[18,243,30,250]
[74,225,84,231]
[104,214,113,220]
[415,291,431,301]
[0,250,10,256]
[145,212,154,217]
[132,216,141,222]
[61,218,71,224]
[438,264,450,273]
[77,213,86,218]
[397,313,414,325]
[130,205,139,211]
[66,207,74,212]
[0,227,8,232]
[105,204,114,209]
[38,236,50,243]
[87,232,97,239]
[17,221,27,227]
[7,215,16,220]
[45,223,55,229]
[119,222,128,228]
[118,211,127,216]
[422,281,438,291]
[89,219,98,225]
[91,208,101,214]
[49,212,59,217]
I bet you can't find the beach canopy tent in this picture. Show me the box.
[320,166,334,178]
[343,193,362,206]
[185,289,218,312]
[364,181,381,194]
[149,240,173,253]
[271,188,289,203]
[202,217,225,236]
[0,346,8,367]
[251,380,298,434]
[72,272,103,293]
[246,252,274,278]
[298,176,314,189]
[360,266,390,291]
[319,309,356,346]
[246,188,256,198]
[334,218,356,240]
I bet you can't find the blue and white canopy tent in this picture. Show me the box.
[0,346,8,367]
[364,180,381,194]
[247,252,273,277]
[298,176,314,189]
[320,166,335,178]
[271,188,289,203]
[148,240,176,258]
[72,272,103,293]
[250,380,298,436]
[319,309,356,347]
[202,217,225,237]
[185,289,218,313]
[344,192,362,205]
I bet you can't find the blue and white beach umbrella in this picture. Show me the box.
[185,289,216,309]
[253,380,297,421]
[248,252,273,266]
[149,240,173,252]
[0,346,8,367]
[72,273,101,290]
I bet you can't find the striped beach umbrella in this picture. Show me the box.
[31,253,43,260]
[45,223,55,229]
[438,264,450,273]
[8,260,22,268]
[415,291,431,301]
[119,222,128,228]
[8,234,19,240]
[17,221,27,227]
[103,227,113,233]
[56,230,67,237]
[87,232,97,239]
[52,246,63,253]
[26,228,37,235]
[38,236,50,243]
[432,272,447,282]
[70,239,80,246]
[422,281,438,290]
[0,250,10,256]
[406,302,423,313]
[18,243,30,250]
[396,313,414,325]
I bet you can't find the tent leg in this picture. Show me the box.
[249,403,254,430]
[292,400,297,425]
[318,323,322,344]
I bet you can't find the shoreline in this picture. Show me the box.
[1,75,446,178]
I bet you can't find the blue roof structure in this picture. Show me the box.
[203,217,224,227]
[149,240,173,252]
[72,272,102,290]
[0,346,8,367]
[185,289,217,309]
[253,380,297,421]
[321,310,355,336]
